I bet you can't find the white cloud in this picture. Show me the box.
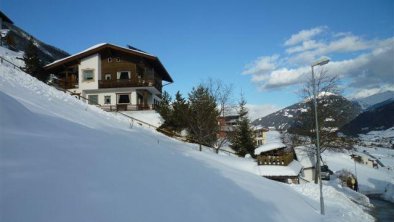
[284,27,325,46]
[349,85,394,99]
[242,55,279,76]
[246,104,281,121]
[243,27,394,96]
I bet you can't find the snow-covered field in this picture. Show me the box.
[0,46,379,221]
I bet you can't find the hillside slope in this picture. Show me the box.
[2,18,69,64]
[252,95,361,131]
[340,100,394,136]
[0,48,374,221]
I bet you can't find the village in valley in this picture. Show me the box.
[0,2,393,222]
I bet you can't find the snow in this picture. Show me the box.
[382,183,394,202]
[322,150,394,195]
[291,182,374,222]
[0,46,24,67]
[257,160,303,176]
[294,145,316,168]
[0,46,376,221]
[254,142,287,155]
[254,130,286,155]
[120,110,163,128]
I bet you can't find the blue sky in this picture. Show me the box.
[3,0,394,118]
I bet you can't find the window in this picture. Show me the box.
[116,57,121,62]
[105,74,112,80]
[88,95,98,105]
[118,94,130,104]
[104,95,111,104]
[108,57,112,63]
[117,71,130,80]
[83,69,94,81]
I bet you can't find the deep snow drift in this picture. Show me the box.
[0,46,374,221]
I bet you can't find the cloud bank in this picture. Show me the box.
[243,27,394,98]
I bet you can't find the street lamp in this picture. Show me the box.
[311,57,330,215]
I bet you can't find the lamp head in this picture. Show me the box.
[312,57,330,67]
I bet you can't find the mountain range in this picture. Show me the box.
[252,94,362,131]
[2,13,69,64]
[340,98,394,136]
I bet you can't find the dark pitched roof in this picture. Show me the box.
[44,43,173,83]
[0,11,13,24]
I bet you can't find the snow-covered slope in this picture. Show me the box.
[2,18,69,64]
[252,95,361,131]
[0,48,374,221]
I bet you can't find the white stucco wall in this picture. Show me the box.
[84,89,137,106]
[301,168,315,182]
[79,54,100,90]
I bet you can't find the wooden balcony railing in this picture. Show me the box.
[98,79,162,92]
[256,152,294,166]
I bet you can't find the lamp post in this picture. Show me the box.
[311,57,330,215]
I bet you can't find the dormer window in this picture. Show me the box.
[82,69,94,81]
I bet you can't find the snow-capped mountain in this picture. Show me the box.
[354,91,394,110]
[340,100,394,136]
[2,14,69,64]
[252,95,362,131]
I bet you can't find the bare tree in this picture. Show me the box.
[290,67,359,183]
[203,78,235,153]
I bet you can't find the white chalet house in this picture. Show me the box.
[44,43,173,111]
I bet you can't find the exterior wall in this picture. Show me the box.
[101,52,137,81]
[255,129,267,146]
[84,89,137,106]
[300,168,315,182]
[79,53,101,90]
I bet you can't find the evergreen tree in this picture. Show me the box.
[230,96,256,157]
[171,91,189,132]
[157,91,173,128]
[187,85,219,151]
[23,37,45,81]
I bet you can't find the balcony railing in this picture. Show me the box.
[98,79,162,92]
[256,152,294,166]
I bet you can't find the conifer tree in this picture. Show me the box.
[23,37,45,81]
[187,85,219,151]
[171,91,189,132]
[157,91,173,128]
[230,95,256,157]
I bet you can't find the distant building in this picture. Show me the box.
[254,125,269,146]
[217,115,240,139]
[255,142,302,184]
[294,146,316,183]
[44,43,173,111]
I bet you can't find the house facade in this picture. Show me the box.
[254,125,269,146]
[294,146,316,183]
[255,143,302,184]
[217,115,239,139]
[44,43,173,111]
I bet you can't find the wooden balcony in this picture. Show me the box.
[256,151,294,166]
[98,79,162,92]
